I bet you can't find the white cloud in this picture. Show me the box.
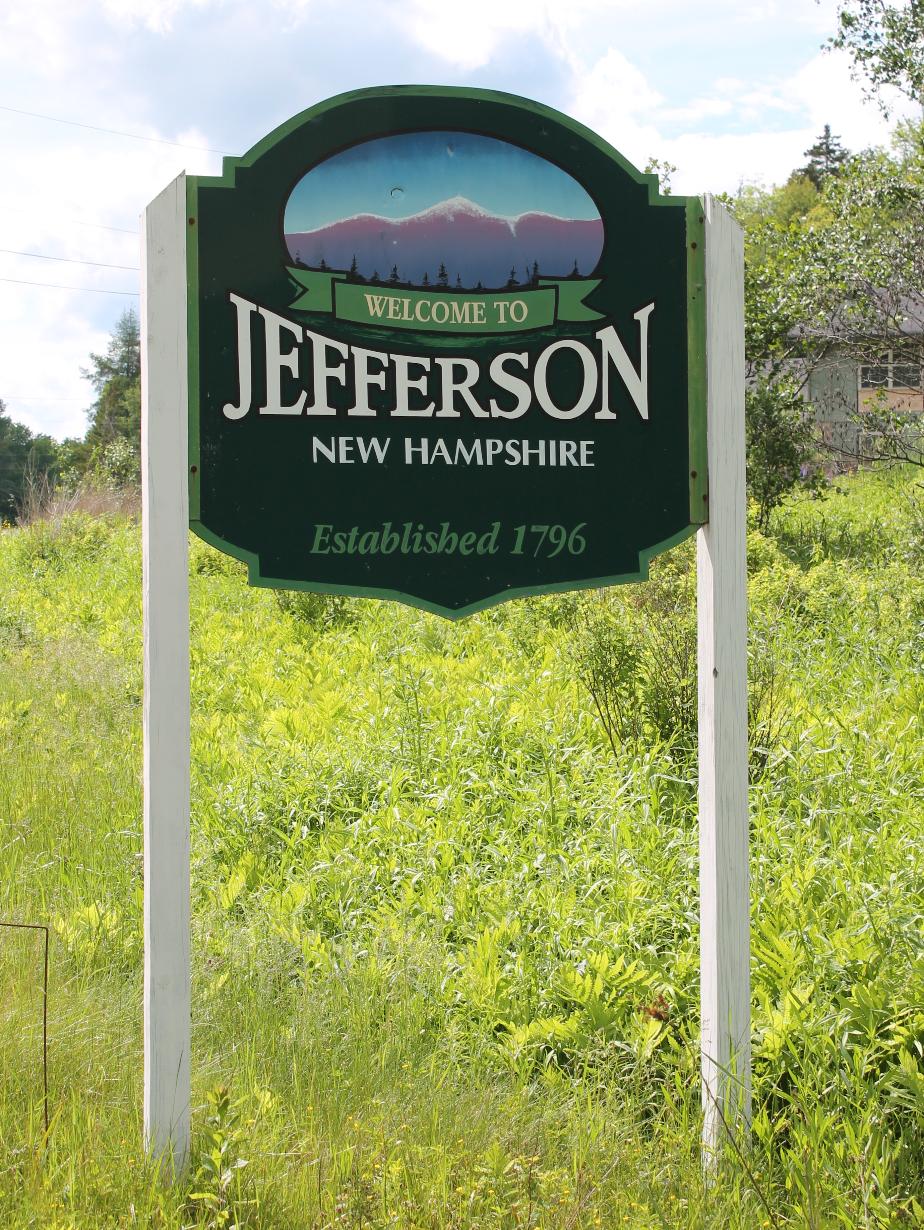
[100,0,216,33]
[0,0,918,441]
[566,39,916,195]
[1,112,220,438]
[787,50,918,147]
[657,98,735,125]
[568,48,666,171]
[388,0,617,72]
[389,0,908,196]
[663,51,915,193]
[390,0,842,71]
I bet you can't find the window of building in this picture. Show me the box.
[860,349,922,391]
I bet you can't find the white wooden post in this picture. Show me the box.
[697,194,750,1158]
[141,173,191,1172]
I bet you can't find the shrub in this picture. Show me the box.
[274,587,362,631]
[746,375,824,531]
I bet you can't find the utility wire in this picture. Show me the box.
[0,247,139,271]
[0,103,231,156]
[0,204,137,235]
[0,276,137,296]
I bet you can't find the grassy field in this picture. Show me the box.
[1,468,923,1228]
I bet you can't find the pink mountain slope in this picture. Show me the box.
[285,196,604,287]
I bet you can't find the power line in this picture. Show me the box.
[0,204,137,235]
[0,103,231,156]
[0,276,137,296]
[0,247,139,271]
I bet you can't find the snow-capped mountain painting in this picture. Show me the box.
[283,132,604,290]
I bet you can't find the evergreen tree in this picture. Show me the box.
[319,257,329,271]
[422,272,430,287]
[389,265,400,284]
[531,261,540,286]
[83,308,141,454]
[506,266,518,288]
[455,274,462,289]
[349,254,359,280]
[0,399,58,522]
[437,262,449,288]
[371,270,380,283]
[800,125,850,188]
[569,259,580,279]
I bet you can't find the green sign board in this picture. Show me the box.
[187,86,706,617]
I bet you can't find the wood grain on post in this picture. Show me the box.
[697,194,751,1158]
[141,172,191,1172]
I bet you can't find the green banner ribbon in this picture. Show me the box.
[286,268,602,333]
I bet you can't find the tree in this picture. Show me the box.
[348,254,359,281]
[0,399,58,522]
[831,0,924,110]
[812,135,924,466]
[506,266,518,288]
[745,378,821,530]
[83,308,141,456]
[729,117,924,478]
[644,156,677,194]
[437,262,449,288]
[772,175,822,225]
[799,125,850,188]
[389,265,400,285]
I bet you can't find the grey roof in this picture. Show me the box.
[789,289,924,341]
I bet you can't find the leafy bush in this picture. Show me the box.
[274,586,363,631]
[2,466,924,1225]
[11,511,112,571]
[746,375,824,530]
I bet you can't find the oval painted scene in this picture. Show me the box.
[283,131,604,291]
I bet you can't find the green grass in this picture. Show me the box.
[1,470,923,1228]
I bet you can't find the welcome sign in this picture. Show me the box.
[147,93,748,1172]
[187,86,707,615]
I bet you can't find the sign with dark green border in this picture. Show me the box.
[187,86,707,618]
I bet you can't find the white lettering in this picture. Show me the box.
[534,339,597,420]
[304,328,348,416]
[434,357,487,418]
[348,346,388,416]
[258,305,306,415]
[405,438,428,462]
[392,355,435,416]
[357,437,389,463]
[223,293,257,419]
[595,304,654,421]
[488,352,531,418]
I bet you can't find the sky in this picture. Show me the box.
[0,0,918,440]
[284,132,601,232]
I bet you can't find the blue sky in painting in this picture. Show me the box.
[284,132,600,232]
